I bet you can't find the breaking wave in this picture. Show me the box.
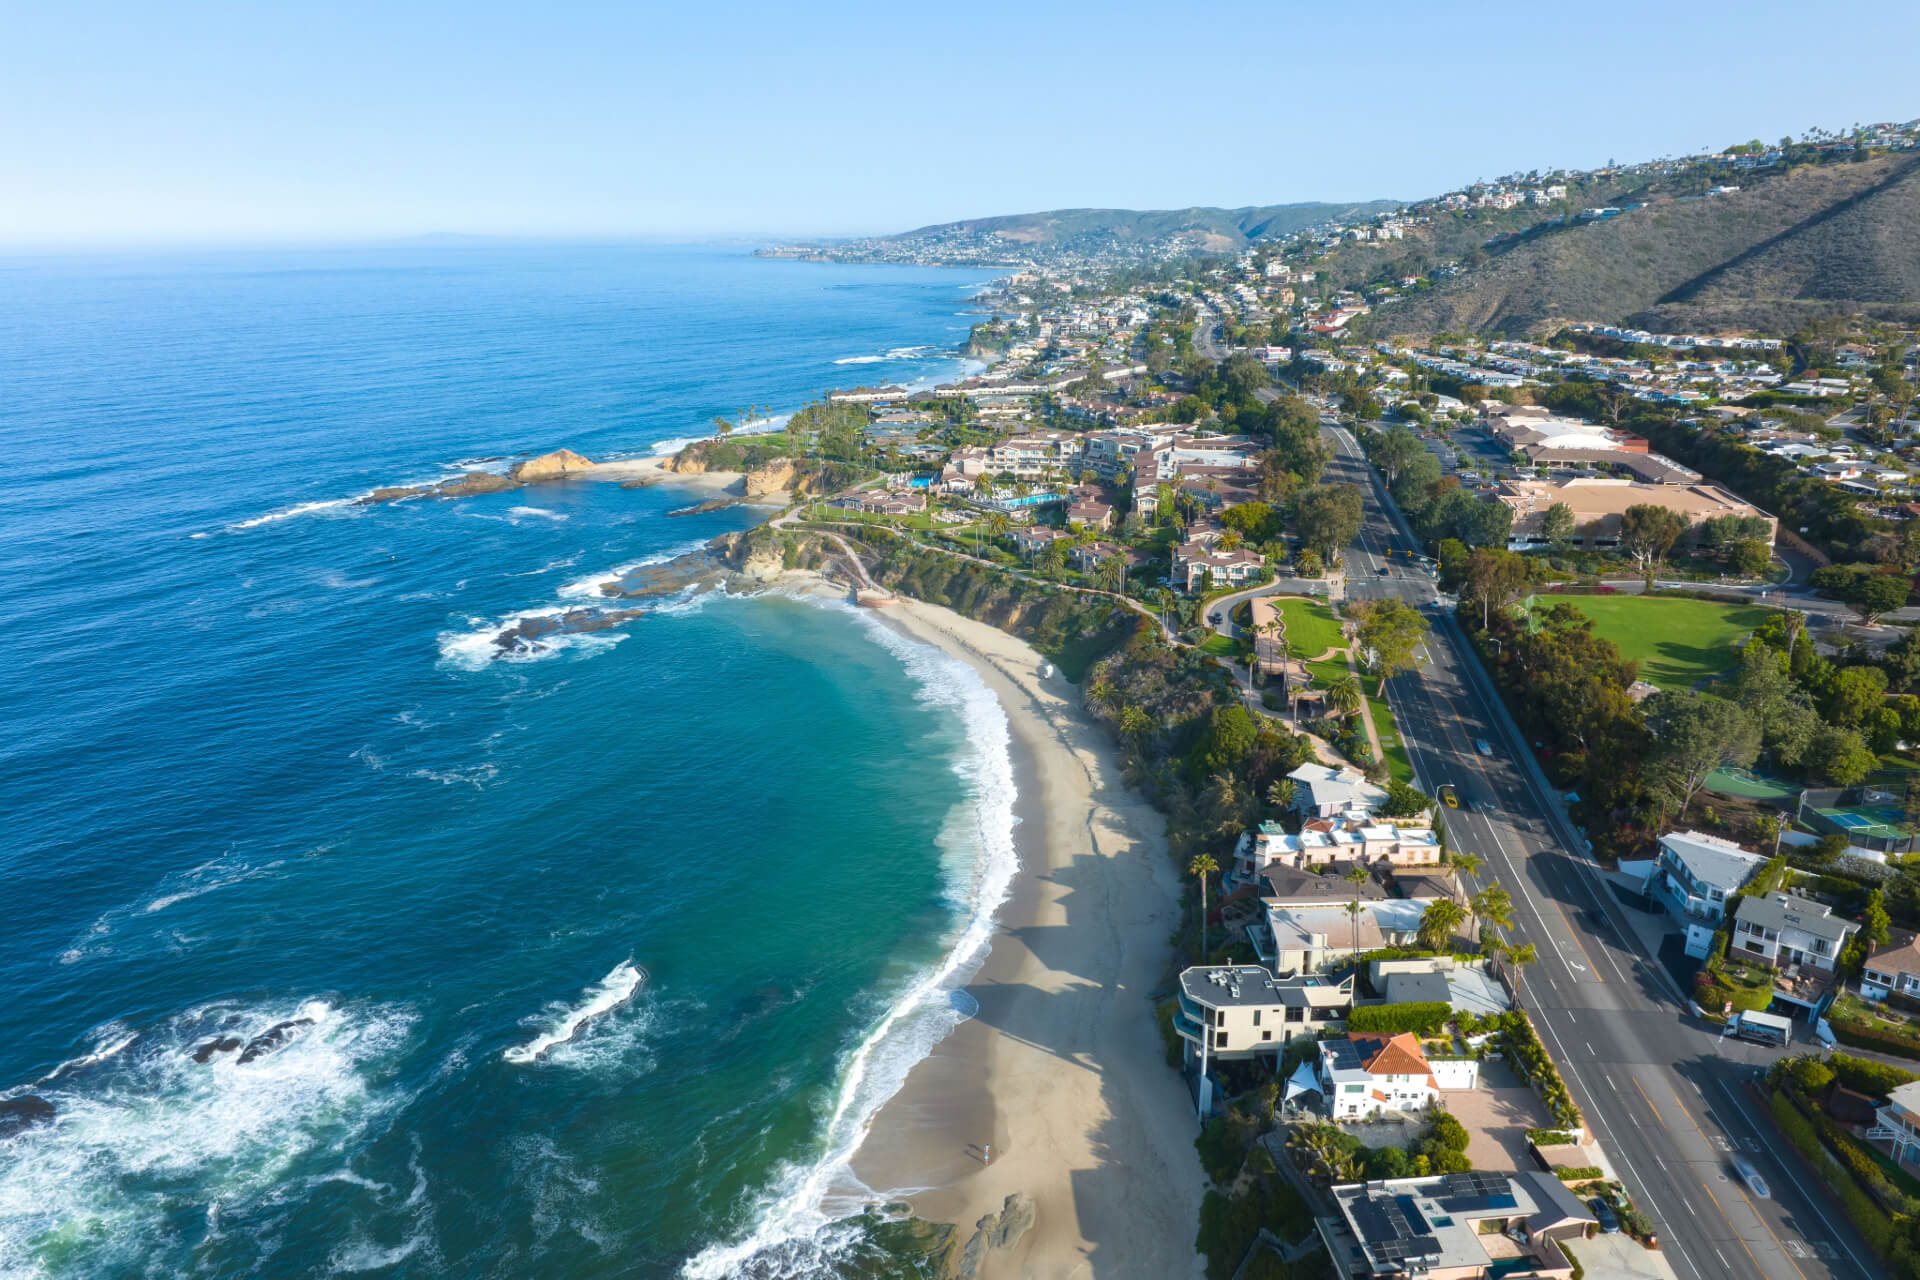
[681,599,1017,1278]
[503,961,649,1065]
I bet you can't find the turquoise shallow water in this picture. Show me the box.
[0,244,1010,1277]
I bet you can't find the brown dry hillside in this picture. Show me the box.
[1374,154,1920,337]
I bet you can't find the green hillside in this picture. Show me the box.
[1373,153,1920,337]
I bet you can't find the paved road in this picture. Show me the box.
[1321,421,1881,1280]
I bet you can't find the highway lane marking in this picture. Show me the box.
[1696,1179,1770,1280]
[1716,1080,1876,1280]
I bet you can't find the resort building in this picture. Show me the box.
[1495,476,1776,554]
[1648,830,1766,959]
[1171,540,1266,593]
[1320,1171,1595,1279]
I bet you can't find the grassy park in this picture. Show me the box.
[1530,594,1775,690]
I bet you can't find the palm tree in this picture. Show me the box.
[1266,778,1297,814]
[1470,884,1514,950]
[1189,853,1220,964]
[984,511,1010,545]
[1343,863,1371,961]
[1418,899,1467,952]
[1449,849,1483,883]
[1501,941,1539,1008]
[1327,674,1362,719]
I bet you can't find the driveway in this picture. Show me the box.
[1440,1059,1556,1172]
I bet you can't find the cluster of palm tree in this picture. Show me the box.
[1411,849,1539,1001]
[1289,1124,1361,1184]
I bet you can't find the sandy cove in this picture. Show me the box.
[591,454,747,494]
[850,595,1205,1279]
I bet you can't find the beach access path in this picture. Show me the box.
[848,596,1205,1278]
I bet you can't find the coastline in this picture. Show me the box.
[848,594,1205,1277]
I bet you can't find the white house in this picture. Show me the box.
[1729,892,1857,1011]
[1174,964,1351,1062]
[1869,1081,1920,1171]
[1649,830,1765,959]
[1319,1032,1440,1119]
[1258,900,1428,974]
[1288,763,1389,822]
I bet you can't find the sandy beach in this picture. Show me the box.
[590,453,746,493]
[850,596,1205,1278]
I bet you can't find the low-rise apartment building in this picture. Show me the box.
[1495,476,1776,553]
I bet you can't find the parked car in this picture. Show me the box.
[1589,1198,1621,1233]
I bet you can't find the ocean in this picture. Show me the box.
[0,243,1012,1277]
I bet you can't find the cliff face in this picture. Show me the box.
[510,449,596,481]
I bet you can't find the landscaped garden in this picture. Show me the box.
[1828,994,1920,1059]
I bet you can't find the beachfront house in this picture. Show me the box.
[1317,1032,1440,1118]
[1321,1172,1594,1278]
[1649,829,1765,960]
[1256,900,1428,974]
[1288,764,1390,822]
[1175,965,1352,1062]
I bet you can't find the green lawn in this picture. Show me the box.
[1542,595,1775,690]
[1266,596,1345,660]
[1305,658,1351,689]
[1199,632,1240,658]
[1367,677,1416,788]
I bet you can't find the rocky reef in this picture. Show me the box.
[359,449,596,505]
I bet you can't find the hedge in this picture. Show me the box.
[1831,1052,1920,1098]
[1769,1087,1917,1270]
[1347,1002,1451,1036]
[1827,1015,1920,1061]
[1555,1166,1605,1181]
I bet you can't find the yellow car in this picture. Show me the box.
[1439,785,1459,809]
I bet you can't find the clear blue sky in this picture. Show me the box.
[6,0,1918,245]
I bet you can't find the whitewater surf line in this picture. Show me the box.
[503,961,649,1064]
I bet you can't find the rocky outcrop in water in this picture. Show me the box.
[359,449,597,504]
[491,607,647,657]
[510,449,595,482]
[0,1095,55,1136]
[666,498,746,517]
[237,1018,314,1064]
[190,1036,244,1064]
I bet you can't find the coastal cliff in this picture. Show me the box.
[668,441,855,498]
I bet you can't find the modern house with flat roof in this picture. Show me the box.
[1289,763,1391,821]
[1257,900,1429,974]
[1175,965,1352,1062]
[1321,1171,1593,1278]
[1649,830,1766,959]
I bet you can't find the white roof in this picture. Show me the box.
[1659,830,1765,891]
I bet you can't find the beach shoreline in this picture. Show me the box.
[845,593,1205,1278]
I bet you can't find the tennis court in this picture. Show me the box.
[1705,765,1800,802]
[1815,807,1911,838]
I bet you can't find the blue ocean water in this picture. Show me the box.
[0,244,1014,1278]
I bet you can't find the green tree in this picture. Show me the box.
[1418,899,1466,951]
[1462,548,1529,630]
[1351,597,1430,679]
[1822,665,1889,728]
[1850,574,1910,625]
[1326,674,1362,718]
[1293,484,1365,562]
[1344,864,1371,959]
[1267,778,1298,813]
[1863,889,1893,950]
[1470,884,1514,947]
[1729,539,1773,577]
[1541,501,1576,552]
[1373,426,1426,488]
[1194,704,1258,776]
[1619,504,1689,579]
[1642,689,1760,818]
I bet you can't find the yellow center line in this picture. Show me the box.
[1549,900,1605,983]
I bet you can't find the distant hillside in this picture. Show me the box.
[1374,154,1920,337]
[906,202,1401,250]
[761,200,1400,268]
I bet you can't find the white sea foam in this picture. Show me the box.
[407,764,499,790]
[681,599,1018,1279]
[831,355,887,365]
[227,497,360,531]
[556,541,708,600]
[647,412,792,456]
[509,506,569,522]
[0,998,416,1279]
[503,961,648,1065]
[36,1028,139,1084]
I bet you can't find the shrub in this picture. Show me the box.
[1527,1129,1579,1147]
[1346,1002,1452,1036]
[1555,1166,1605,1181]
[1830,1052,1920,1098]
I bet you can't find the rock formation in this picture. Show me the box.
[509,449,596,482]
[0,1095,55,1136]
[954,1194,1036,1280]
